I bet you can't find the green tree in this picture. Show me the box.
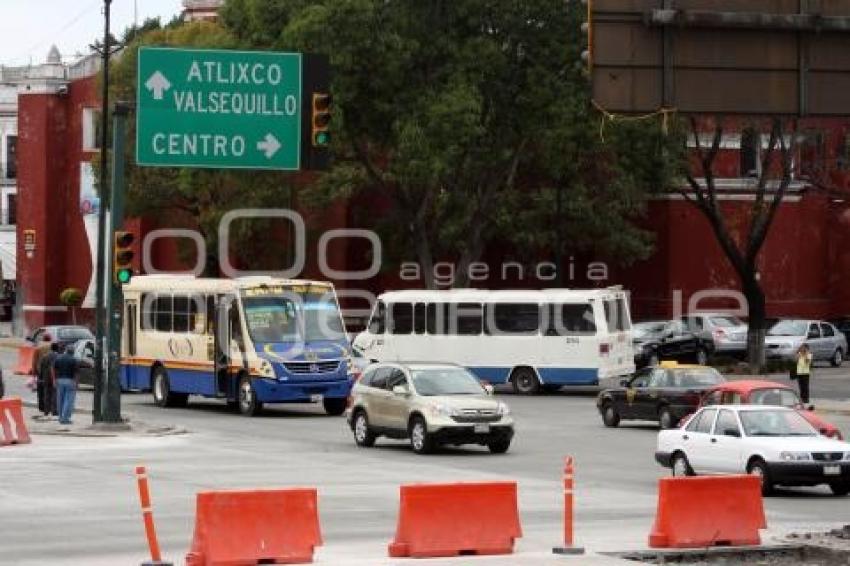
[222,0,674,288]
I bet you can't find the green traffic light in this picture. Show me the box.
[315,131,330,146]
[116,268,132,284]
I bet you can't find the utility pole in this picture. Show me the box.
[93,0,112,423]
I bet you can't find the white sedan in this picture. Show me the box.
[656,405,850,496]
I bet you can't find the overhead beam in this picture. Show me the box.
[648,10,850,32]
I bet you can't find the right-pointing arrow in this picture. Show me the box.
[257,133,281,159]
[145,71,171,100]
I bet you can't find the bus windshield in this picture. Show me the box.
[242,292,346,344]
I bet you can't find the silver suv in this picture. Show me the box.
[346,362,515,454]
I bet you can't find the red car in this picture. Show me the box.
[692,380,842,439]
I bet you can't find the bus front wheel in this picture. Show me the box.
[238,376,263,416]
[323,397,347,416]
[511,368,540,395]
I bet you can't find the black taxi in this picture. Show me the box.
[596,362,726,429]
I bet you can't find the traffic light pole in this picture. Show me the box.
[102,102,131,424]
[92,0,112,423]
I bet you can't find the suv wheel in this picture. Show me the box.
[488,437,511,454]
[238,375,263,416]
[511,368,540,395]
[602,403,620,427]
[352,410,377,447]
[831,349,844,368]
[409,416,434,454]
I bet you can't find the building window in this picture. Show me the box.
[5,136,16,179]
[6,194,15,225]
[740,128,760,177]
[82,108,102,151]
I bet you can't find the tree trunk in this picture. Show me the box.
[743,276,766,374]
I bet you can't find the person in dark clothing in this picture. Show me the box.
[38,343,60,418]
[33,334,52,414]
[53,345,79,425]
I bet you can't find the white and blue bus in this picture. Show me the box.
[120,276,354,415]
[352,288,634,393]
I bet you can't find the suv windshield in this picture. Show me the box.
[739,410,817,437]
[411,368,485,396]
[768,320,807,336]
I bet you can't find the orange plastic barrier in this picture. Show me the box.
[14,345,35,375]
[388,482,522,558]
[185,489,322,565]
[0,397,32,446]
[649,475,766,548]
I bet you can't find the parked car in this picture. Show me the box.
[25,325,94,350]
[681,313,748,355]
[765,319,846,366]
[697,380,842,439]
[632,320,713,368]
[656,405,850,496]
[346,362,514,454]
[828,317,850,345]
[72,339,95,387]
[596,362,725,429]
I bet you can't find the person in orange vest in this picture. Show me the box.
[795,343,814,403]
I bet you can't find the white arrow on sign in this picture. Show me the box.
[145,71,171,100]
[257,133,282,159]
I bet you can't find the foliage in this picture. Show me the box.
[222,0,679,287]
[59,288,83,307]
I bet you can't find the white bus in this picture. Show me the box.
[120,275,354,416]
[352,288,634,393]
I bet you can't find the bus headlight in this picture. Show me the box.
[257,360,275,378]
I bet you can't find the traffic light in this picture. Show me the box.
[580,0,593,75]
[113,230,135,285]
[311,93,331,147]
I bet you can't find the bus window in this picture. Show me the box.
[548,303,596,336]
[413,303,426,334]
[303,292,346,342]
[173,295,190,332]
[604,298,629,332]
[368,302,386,334]
[390,303,413,334]
[155,294,173,332]
[426,303,445,335]
[451,303,482,335]
[242,295,298,343]
[489,303,539,335]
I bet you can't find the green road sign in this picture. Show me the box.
[136,47,302,170]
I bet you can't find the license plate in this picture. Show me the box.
[824,465,841,476]
[310,394,323,403]
[474,424,490,434]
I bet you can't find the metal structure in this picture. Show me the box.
[591,0,850,115]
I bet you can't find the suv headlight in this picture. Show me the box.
[497,402,510,416]
[256,360,275,378]
[780,451,811,461]
[429,404,459,418]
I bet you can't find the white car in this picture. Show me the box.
[656,405,850,496]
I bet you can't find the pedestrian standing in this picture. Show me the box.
[37,343,60,418]
[53,344,79,426]
[795,343,813,404]
[32,334,52,414]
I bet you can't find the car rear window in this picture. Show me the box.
[675,368,724,387]
[749,388,800,408]
[57,328,94,341]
